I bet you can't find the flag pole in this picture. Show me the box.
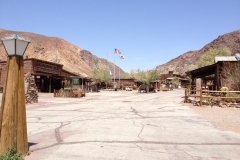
[106,53,108,90]
[119,55,124,89]
[119,57,120,89]
[114,50,115,90]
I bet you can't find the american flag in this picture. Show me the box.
[119,55,125,59]
[114,48,121,54]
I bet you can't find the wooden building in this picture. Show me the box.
[160,71,189,88]
[150,80,161,91]
[113,78,136,89]
[0,58,90,93]
[186,56,240,90]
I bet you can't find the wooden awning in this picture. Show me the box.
[186,63,216,79]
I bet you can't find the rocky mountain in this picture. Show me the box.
[0,28,124,77]
[156,30,240,75]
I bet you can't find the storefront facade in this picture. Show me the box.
[0,58,88,93]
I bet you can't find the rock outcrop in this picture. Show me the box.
[156,30,240,74]
[0,28,124,77]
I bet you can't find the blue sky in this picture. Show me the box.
[1,0,240,73]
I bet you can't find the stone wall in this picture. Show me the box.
[0,63,6,87]
[25,76,38,104]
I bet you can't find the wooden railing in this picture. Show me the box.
[184,88,203,105]
[184,88,240,106]
[54,88,86,98]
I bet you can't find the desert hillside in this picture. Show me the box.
[0,29,124,77]
[1,28,239,77]
[156,30,240,74]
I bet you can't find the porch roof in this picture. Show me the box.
[186,63,216,79]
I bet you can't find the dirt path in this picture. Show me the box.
[186,103,240,134]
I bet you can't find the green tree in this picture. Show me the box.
[147,69,160,83]
[91,68,112,85]
[122,69,160,85]
[103,69,112,86]
[91,58,112,87]
[121,72,134,79]
[134,69,160,85]
[222,62,240,90]
[136,70,148,84]
[197,47,231,68]
[91,67,102,84]
[171,76,180,87]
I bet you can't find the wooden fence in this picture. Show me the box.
[185,88,240,106]
[54,88,86,98]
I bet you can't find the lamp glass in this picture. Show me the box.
[16,39,29,56]
[1,34,30,57]
[2,39,15,56]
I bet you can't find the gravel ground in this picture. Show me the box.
[185,103,240,134]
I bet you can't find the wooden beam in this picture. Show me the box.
[0,56,28,154]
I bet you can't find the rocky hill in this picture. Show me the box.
[0,28,124,77]
[156,30,240,75]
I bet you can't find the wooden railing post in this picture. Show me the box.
[185,88,189,103]
[184,89,187,102]
[200,88,202,106]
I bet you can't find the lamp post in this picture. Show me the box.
[0,34,30,154]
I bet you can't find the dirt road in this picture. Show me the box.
[1,90,240,160]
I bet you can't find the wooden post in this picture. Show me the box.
[49,77,52,93]
[82,78,83,90]
[184,88,186,102]
[184,88,187,102]
[0,56,28,153]
[215,63,219,90]
[200,88,202,106]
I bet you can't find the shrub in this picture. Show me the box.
[220,87,229,91]
[222,62,240,91]
[226,92,240,103]
[0,147,23,160]
[197,47,231,68]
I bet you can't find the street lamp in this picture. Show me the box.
[0,34,30,154]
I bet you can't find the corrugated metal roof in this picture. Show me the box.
[214,56,237,63]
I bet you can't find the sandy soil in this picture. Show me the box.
[185,103,240,134]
